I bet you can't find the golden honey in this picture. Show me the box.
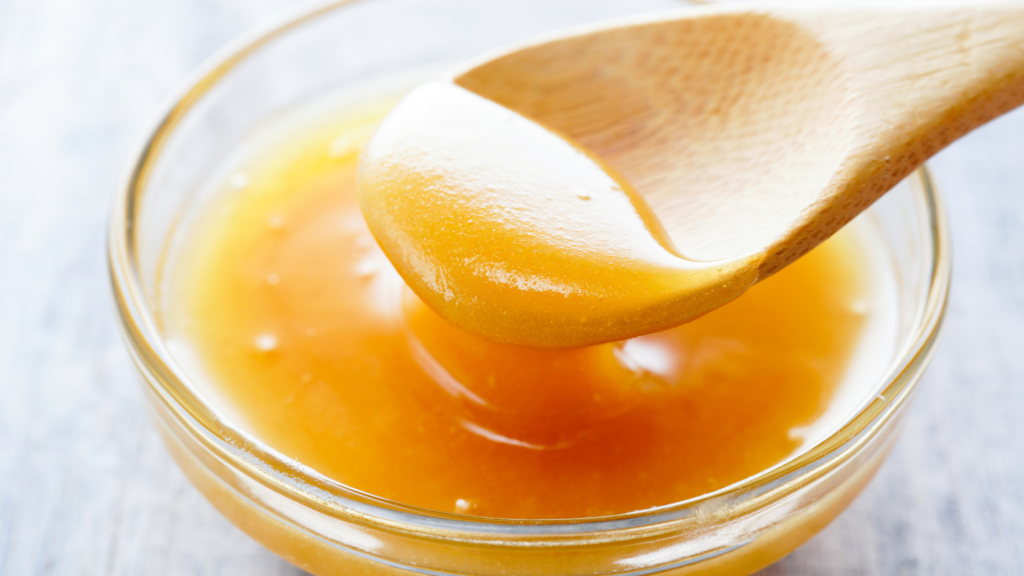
[358,82,758,348]
[162,93,893,520]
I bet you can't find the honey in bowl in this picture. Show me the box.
[161,86,897,520]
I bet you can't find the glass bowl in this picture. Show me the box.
[108,1,950,574]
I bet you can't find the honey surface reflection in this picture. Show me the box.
[164,99,887,519]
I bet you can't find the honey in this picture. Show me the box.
[359,82,758,348]
[163,91,894,520]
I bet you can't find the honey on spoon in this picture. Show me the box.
[359,3,1024,348]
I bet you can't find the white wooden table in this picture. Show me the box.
[1,0,1022,574]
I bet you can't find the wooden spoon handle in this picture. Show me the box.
[767,6,1024,276]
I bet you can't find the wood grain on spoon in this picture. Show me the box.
[360,3,1024,348]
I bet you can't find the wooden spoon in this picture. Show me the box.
[360,3,1024,348]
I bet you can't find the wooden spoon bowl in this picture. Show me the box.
[455,4,1024,274]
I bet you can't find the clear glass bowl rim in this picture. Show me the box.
[108,0,951,543]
